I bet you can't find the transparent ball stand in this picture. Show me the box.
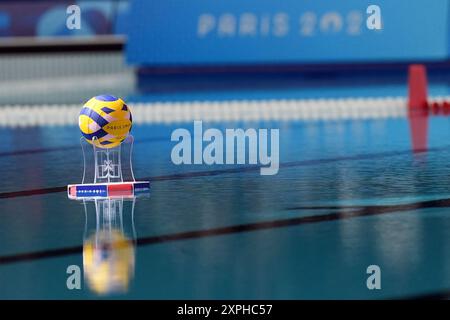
[67,135,150,200]
[67,134,150,295]
[83,135,134,184]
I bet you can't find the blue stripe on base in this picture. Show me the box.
[134,182,150,195]
[76,185,108,198]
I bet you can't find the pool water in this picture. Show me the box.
[0,106,449,299]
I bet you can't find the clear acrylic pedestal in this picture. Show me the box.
[67,135,150,200]
[68,135,149,295]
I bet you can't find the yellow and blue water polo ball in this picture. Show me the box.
[79,95,132,149]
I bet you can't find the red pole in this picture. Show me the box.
[408,64,428,111]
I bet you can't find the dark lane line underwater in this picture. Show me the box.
[0,146,441,199]
[0,136,168,158]
[1,197,449,266]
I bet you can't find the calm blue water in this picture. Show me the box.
[0,110,449,299]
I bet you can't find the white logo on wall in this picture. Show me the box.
[366,265,381,290]
[66,265,82,290]
[66,5,81,30]
[171,121,279,176]
[197,5,382,38]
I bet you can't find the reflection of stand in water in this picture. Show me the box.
[83,197,137,295]
[67,134,150,295]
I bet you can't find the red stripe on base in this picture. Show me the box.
[107,183,133,197]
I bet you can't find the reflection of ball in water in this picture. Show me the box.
[83,230,135,295]
[79,95,132,149]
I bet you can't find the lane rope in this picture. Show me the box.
[0,96,414,127]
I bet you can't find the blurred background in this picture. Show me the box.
[0,0,129,105]
[0,0,448,106]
